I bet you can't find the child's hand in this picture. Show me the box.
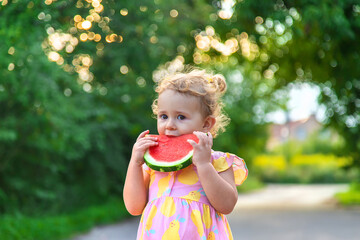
[188,131,213,168]
[131,130,158,166]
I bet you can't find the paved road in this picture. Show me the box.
[71,184,360,240]
[228,208,360,240]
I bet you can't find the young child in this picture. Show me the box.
[123,68,248,240]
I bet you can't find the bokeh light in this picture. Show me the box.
[120,8,128,16]
[8,63,14,71]
[170,9,178,18]
[120,65,129,74]
[81,20,92,30]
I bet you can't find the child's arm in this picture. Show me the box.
[197,164,237,214]
[189,131,238,215]
[123,130,158,216]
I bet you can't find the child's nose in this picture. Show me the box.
[166,118,176,130]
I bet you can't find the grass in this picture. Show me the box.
[335,182,360,206]
[0,198,130,240]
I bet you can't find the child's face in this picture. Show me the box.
[157,89,210,136]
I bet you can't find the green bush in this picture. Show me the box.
[335,182,360,206]
[253,154,359,183]
[254,130,355,183]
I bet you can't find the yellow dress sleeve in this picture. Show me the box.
[212,151,248,185]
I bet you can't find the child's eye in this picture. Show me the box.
[177,115,186,120]
[159,114,168,120]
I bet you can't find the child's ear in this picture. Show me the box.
[203,115,216,132]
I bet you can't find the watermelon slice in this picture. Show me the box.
[144,134,199,172]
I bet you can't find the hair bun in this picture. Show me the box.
[211,74,227,94]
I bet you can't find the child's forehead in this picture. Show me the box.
[159,88,190,97]
[159,89,199,101]
[158,90,202,110]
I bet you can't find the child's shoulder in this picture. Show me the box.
[211,150,248,185]
[210,150,240,169]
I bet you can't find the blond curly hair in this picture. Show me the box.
[152,67,230,137]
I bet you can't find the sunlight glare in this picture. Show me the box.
[218,0,235,19]
[48,51,60,62]
[82,20,92,30]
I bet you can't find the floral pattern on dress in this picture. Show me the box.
[137,151,248,240]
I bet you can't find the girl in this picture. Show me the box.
[123,68,248,240]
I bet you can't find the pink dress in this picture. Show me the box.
[136,151,248,240]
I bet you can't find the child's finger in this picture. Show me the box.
[137,130,150,140]
[142,141,158,149]
[192,131,202,145]
[138,138,158,147]
[193,131,207,144]
[187,139,198,148]
[135,140,158,154]
[144,136,158,141]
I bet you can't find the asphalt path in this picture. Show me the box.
[228,208,360,240]
[71,184,360,240]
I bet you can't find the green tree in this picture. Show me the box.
[197,0,360,166]
[0,0,128,214]
[0,0,233,215]
[5,0,357,218]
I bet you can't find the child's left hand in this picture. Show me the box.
[187,131,213,168]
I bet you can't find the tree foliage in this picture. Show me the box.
[0,0,225,215]
[1,0,359,217]
[200,0,360,165]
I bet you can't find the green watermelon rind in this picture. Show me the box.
[144,149,194,172]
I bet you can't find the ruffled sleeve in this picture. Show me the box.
[211,151,248,185]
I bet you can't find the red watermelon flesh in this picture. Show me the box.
[149,134,198,162]
[144,134,199,172]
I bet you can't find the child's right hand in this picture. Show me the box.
[131,130,158,166]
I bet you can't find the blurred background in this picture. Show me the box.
[0,0,359,239]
